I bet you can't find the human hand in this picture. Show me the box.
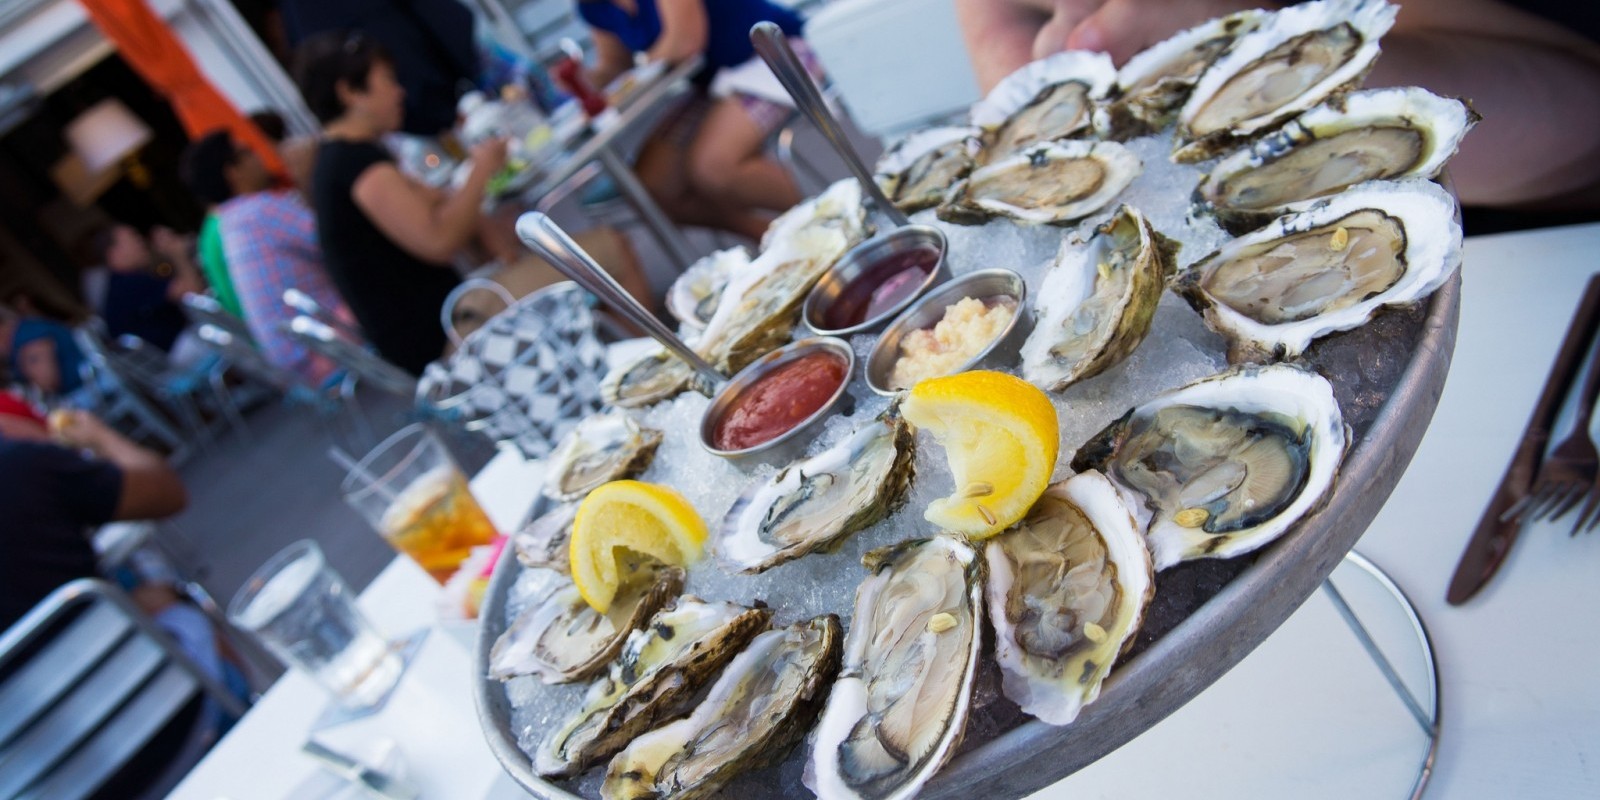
[49,409,112,451]
[149,226,190,261]
[470,137,510,178]
[1045,0,1271,65]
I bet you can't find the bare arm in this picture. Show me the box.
[352,138,508,265]
[150,227,206,299]
[646,0,708,65]
[54,411,188,520]
[589,29,635,87]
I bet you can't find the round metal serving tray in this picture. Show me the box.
[472,268,1459,799]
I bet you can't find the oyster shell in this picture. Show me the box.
[761,178,870,254]
[488,565,683,684]
[1100,10,1267,137]
[512,501,578,573]
[874,127,977,213]
[984,471,1153,725]
[601,615,843,800]
[1174,179,1461,362]
[714,413,916,574]
[1019,205,1177,391]
[600,347,696,409]
[807,534,984,800]
[1197,87,1477,228]
[544,411,664,502]
[1174,0,1398,162]
[970,51,1116,163]
[938,141,1141,226]
[667,247,750,332]
[1071,363,1348,570]
[535,597,772,778]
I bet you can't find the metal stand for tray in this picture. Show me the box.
[1325,551,1441,800]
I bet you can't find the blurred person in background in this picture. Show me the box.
[953,0,1600,214]
[577,0,822,240]
[0,305,87,397]
[91,224,211,365]
[180,129,355,385]
[293,32,506,375]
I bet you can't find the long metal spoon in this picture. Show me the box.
[515,212,728,392]
[750,21,911,228]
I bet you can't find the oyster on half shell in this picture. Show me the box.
[601,615,843,800]
[1174,0,1398,162]
[1099,10,1266,137]
[714,413,915,574]
[488,564,683,684]
[600,347,697,409]
[544,410,663,502]
[1071,364,1348,570]
[1197,87,1477,229]
[807,534,984,800]
[969,50,1116,163]
[938,141,1141,227]
[1019,205,1177,391]
[535,597,772,778]
[1175,178,1461,362]
[985,471,1153,725]
[512,501,578,573]
[667,247,751,332]
[874,127,977,213]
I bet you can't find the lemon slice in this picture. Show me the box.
[901,370,1059,538]
[570,480,707,612]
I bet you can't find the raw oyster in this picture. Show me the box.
[544,410,664,502]
[535,597,772,778]
[1100,10,1266,137]
[970,50,1116,163]
[938,141,1141,226]
[874,127,977,213]
[600,347,695,409]
[1071,363,1348,570]
[714,413,916,574]
[601,615,843,800]
[488,565,683,683]
[761,178,870,254]
[1174,0,1397,162]
[1197,87,1477,228]
[1019,205,1177,391]
[984,471,1153,725]
[667,247,750,332]
[512,501,577,573]
[1174,179,1461,362]
[807,535,984,800]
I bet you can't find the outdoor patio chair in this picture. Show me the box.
[197,323,374,452]
[75,323,243,449]
[71,327,193,459]
[0,578,249,800]
[281,287,365,344]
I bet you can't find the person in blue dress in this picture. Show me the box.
[578,0,824,240]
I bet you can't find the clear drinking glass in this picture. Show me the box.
[342,424,498,583]
[227,540,402,708]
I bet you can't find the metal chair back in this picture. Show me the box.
[0,579,247,800]
[180,294,254,345]
[284,316,417,398]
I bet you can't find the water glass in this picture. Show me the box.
[227,540,402,708]
[342,424,498,583]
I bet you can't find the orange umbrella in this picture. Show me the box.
[78,0,285,178]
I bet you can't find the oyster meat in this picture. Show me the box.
[984,471,1153,725]
[808,534,984,800]
[535,597,772,778]
[1100,10,1266,137]
[970,50,1116,163]
[600,347,696,409]
[874,127,977,213]
[544,411,664,502]
[938,141,1141,226]
[1174,0,1398,162]
[667,247,750,332]
[1197,87,1477,227]
[761,178,870,254]
[512,501,578,573]
[1072,364,1348,570]
[714,414,916,574]
[489,565,683,684]
[1019,205,1177,391]
[1175,178,1461,361]
[601,615,843,800]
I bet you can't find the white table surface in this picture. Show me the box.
[174,223,1600,800]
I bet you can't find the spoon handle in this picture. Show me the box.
[749,22,911,228]
[514,212,728,389]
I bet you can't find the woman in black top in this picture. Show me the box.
[293,32,508,375]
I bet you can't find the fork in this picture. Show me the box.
[1521,339,1600,525]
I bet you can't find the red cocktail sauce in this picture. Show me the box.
[712,351,848,451]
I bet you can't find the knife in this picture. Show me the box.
[1447,272,1600,604]
[302,739,420,800]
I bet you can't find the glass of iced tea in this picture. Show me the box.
[342,424,498,583]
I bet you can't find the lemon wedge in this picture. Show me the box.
[901,370,1059,538]
[570,480,707,612]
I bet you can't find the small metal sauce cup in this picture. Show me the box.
[701,337,856,466]
[802,225,949,337]
[865,269,1033,396]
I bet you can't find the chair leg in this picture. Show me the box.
[208,370,251,445]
